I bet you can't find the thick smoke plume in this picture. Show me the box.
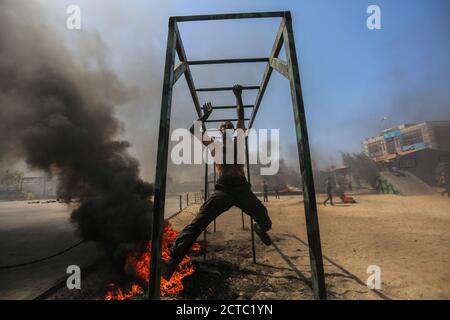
[0,1,152,254]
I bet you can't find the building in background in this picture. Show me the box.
[20,176,57,199]
[0,172,56,200]
[363,121,450,186]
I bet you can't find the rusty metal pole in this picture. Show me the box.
[148,17,177,300]
[283,12,326,300]
[203,155,208,260]
[213,163,217,232]
[245,137,256,264]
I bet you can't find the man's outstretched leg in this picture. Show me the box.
[161,192,233,280]
[235,186,272,246]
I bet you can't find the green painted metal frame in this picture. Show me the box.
[245,136,257,264]
[189,58,269,65]
[196,86,260,92]
[202,105,253,110]
[149,10,326,300]
[283,12,327,299]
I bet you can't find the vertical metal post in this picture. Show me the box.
[213,164,217,232]
[179,195,182,211]
[245,137,256,264]
[186,193,189,206]
[148,18,177,300]
[203,160,208,259]
[204,157,209,201]
[283,12,327,300]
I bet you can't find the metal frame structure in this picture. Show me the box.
[149,11,326,300]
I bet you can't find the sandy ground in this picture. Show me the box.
[168,193,450,300]
[45,193,450,300]
[312,194,450,299]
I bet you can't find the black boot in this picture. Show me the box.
[253,223,272,246]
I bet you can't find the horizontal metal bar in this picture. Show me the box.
[201,105,253,109]
[205,118,250,123]
[196,86,260,92]
[172,11,288,22]
[189,58,269,65]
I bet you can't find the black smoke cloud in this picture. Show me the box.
[0,1,152,254]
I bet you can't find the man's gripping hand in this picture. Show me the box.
[232,84,243,98]
[202,102,213,120]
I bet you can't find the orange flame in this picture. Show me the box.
[105,222,200,300]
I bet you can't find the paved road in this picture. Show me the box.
[0,197,187,299]
[0,201,102,299]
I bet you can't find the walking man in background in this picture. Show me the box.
[274,186,280,199]
[263,180,269,202]
[323,177,334,206]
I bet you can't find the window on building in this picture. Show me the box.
[401,129,423,147]
[385,137,396,154]
[368,142,383,157]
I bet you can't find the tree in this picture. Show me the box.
[340,152,379,187]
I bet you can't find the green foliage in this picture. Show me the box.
[375,177,399,194]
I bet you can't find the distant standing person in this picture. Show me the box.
[446,180,450,198]
[274,186,280,199]
[263,181,269,202]
[442,170,450,197]
[444,166,450,198]
[323,177,334,206]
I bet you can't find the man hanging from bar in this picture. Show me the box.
[161,84,272,280]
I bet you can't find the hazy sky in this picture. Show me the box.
[20,0,450,179]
